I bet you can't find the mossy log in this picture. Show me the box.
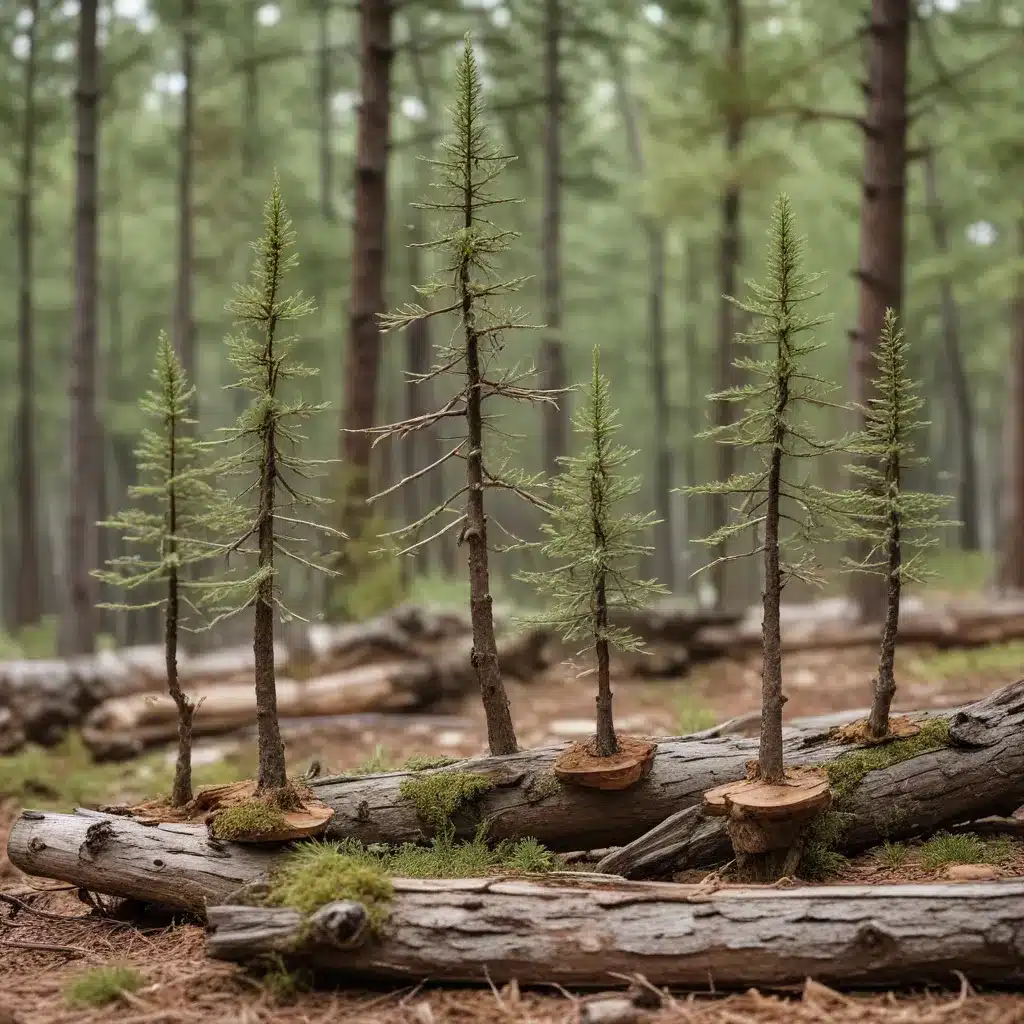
[10,682,1024,899]
[205,876,1024,987]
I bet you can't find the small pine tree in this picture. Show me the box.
[93,333,217,807]
[833,309,954,739]
[200,177,340,800]
[369,34,559,757]
[685,193,846,784]
[517,347,667,756]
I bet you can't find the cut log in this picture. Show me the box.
[81,629,551,760]
[205,876,1024,987]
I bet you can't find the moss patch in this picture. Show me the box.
[797,810,849,881]
[399,770,493,830]
[65,966,144,1008]
[268,842,395,932]
[824,718,951,802]
[210,800,288,840]
[404,754,459,772]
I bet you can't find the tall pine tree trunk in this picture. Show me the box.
[540,0,568,475]
[15,0,42,629]
[174,0,197,411]
[317,0,333,222]
[849,0,910,619]
[922,145,979,551]
[609,48,672,589]
[340,0,393,536]
[711,0,744,612]
[1000,219,1024,591]
[680,238,701,586]
[63,0,102,656]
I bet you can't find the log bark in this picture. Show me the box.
[205,876,1024,987]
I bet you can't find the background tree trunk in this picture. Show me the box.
[242,1,258,179]
[173,0,197,414]
[15,0,42,630]
[711,0,744,612]
[340,0,394,535]
[848,0,910,618]
[63,0,102,656]
[999,219,1024,590]
[316,0,333,222]
[922,145,979,551]
[540,0,568,476]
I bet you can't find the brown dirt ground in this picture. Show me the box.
[3,646,1024,1021]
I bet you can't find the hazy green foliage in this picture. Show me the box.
[197,178,340,626]
[516,347,666,654]
[685,194,848,587]
[909,640,1024,681]
[675,699,718,736]
[830,309,954,580]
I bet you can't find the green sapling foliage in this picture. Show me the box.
[833,308,953,739]
[517,347,666,756]
[199,177,341,799]
[684,193,846,783]
[93,333,218,806]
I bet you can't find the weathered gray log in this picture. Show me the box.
[305,681,1024,852]
[205,876,1024,987]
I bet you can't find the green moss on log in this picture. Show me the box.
[399,770,493,830]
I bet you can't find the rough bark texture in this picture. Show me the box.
[849,0,910,619]
[208,877,1024,988]
[340,0,393,521]
[1000,219,1024,590]
[540,0,568,475]
[63,0,102,656]
[710,0,744,613]
[921,146,978,550]
[15,0,42,629]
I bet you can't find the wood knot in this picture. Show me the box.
[79,820,114,861]
[356,800,371,822]
[853,921,897,952]
[308,901,369,949]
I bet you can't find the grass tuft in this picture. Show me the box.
[259,956,314,1004]
[675,698,717,736]
[824,718,951,802]
[210,800,288,840]
[65,966,144,1008]
[798,811,849,881]
[919,831,1016,870]
[875,841,910,870]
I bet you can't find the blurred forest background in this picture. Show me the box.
[0,0,1022,658]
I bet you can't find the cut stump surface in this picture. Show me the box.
[553,736,657,791]
[704,767,831,821]
[831,715,921,746]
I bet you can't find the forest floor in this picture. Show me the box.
[2,641,1024,1022]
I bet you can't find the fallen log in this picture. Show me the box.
[205,876,1024,987]
[80,629,550,760]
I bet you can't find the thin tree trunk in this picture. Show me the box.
[15,0,42,629]
[849,0,910,618]
[340,0,393,529]
[922,146,978,550]
[593,576,617,757]
[317,0,333,221]
[540,0,568,475]
[869,448,901,739]
[63,0,102,656]
[681,239,701,580]
[164,422,193,807]
[999,219,1024,590]
[711,0,744,612]
[759,388,786,784]
[608,49,672,589]
[173,0,197,412]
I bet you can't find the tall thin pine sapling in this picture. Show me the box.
[834,309,953,740]
[93,333,217,807]
[366,35,560,756]
[517,347,666,759]
[685,194,845,784]
[201,178,341,801]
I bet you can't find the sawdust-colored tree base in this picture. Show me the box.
[553,736,657,790]
[831,715,921,746]
[127,780,334,843]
